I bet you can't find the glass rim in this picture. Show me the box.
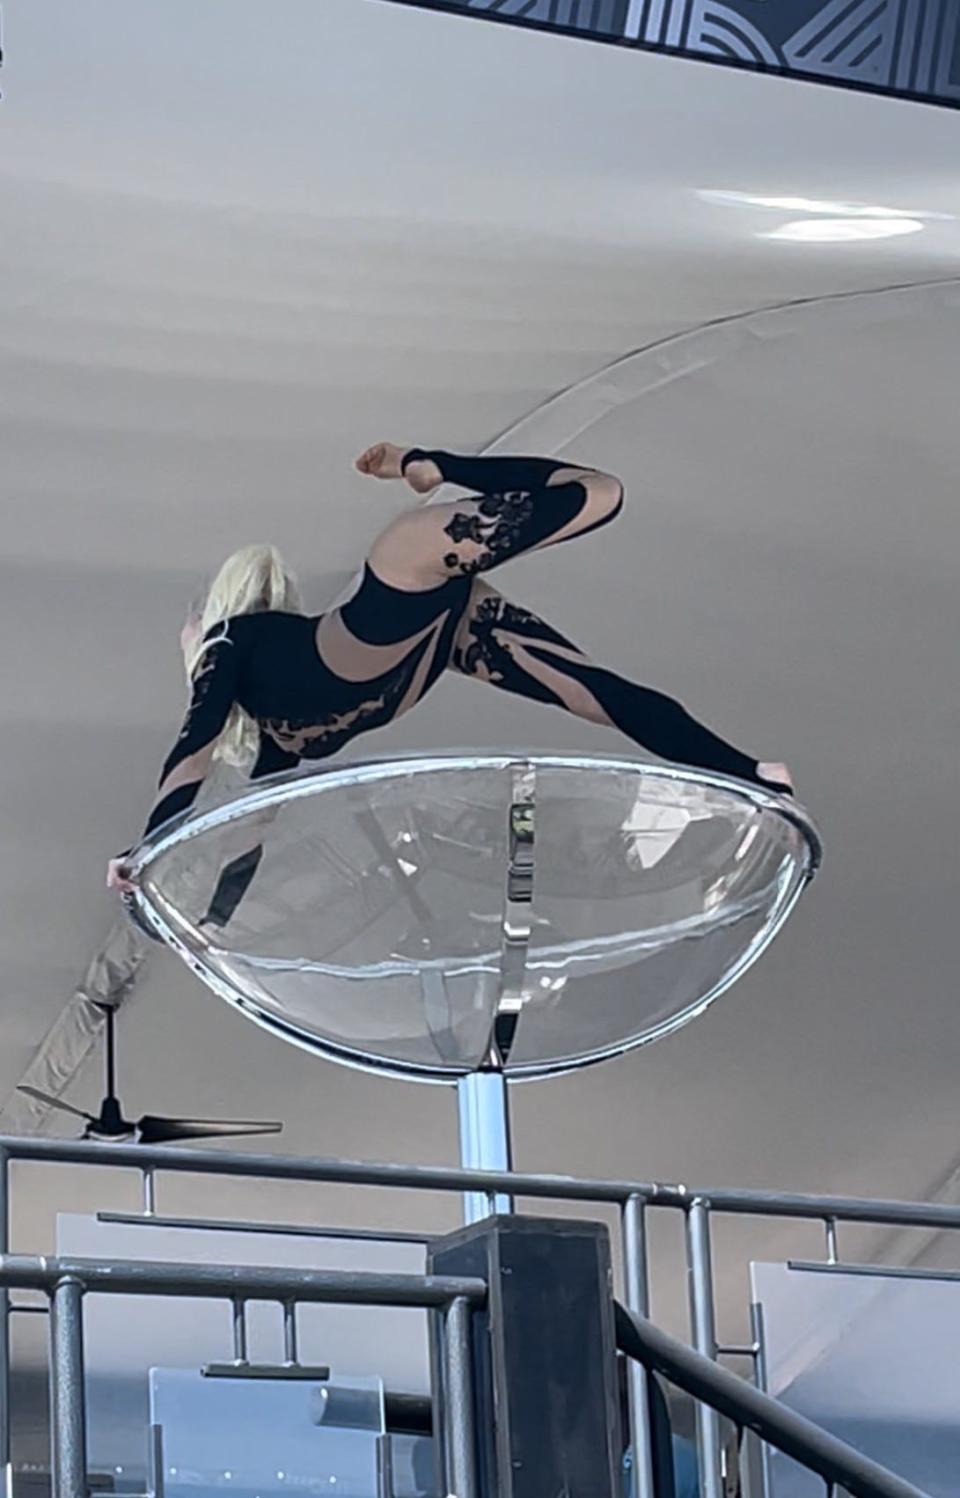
[126,751,821,1082]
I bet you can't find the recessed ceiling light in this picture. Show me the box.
[698,189,948,220]
[700,190,873,214]
[765,217,924,242]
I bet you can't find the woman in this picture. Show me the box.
[107,443,792,904]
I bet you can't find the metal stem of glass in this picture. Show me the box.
[457,1072,514,1222]
[455,763,534,1221]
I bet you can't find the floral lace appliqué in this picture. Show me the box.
[442,490,535,575]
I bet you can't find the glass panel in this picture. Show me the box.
[150,1369,383,1498]
[752,1261,960,1498]
[387,1434,438,1498]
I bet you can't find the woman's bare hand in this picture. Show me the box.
[106,857,136,895]
[757,761,794,794]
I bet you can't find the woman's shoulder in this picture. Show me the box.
[199,615,258,654]
[215,609,315,640]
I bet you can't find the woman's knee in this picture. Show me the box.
[367,508,441,586]
[585,471,625,521]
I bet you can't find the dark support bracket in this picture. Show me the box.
[429,1215,622,1498]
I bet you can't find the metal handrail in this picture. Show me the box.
[615,1304,928,1498]
[5,1252,931,1498]
[1,1253,483,1498]
[5,1134,960,1229]
[0,1254,486,1307]
[11,1256,927,1498]
[2,1135,956,1498]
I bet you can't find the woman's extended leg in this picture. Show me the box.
[449,580,792,792]
[356,442,624,589]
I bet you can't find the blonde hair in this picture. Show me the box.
[184,544,302,768]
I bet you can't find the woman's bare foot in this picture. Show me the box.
[757,761,794,794]
[354,442,442,495]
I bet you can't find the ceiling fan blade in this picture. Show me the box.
[136,1116,283,1145]
[17,1086,97,1124]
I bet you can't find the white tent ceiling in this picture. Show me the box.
[2,0,960,1336]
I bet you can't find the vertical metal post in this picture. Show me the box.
[686,1200,723,1498]
[283,1301,299,1366]
[49,1278,87,1498]
[457,1072,513,1223]
[142,1169,157,1218]
[375,1432,395,1498]
[750,1301,773,1498]
[824,1218,839,1264]
[231,1298,248,1365]
[458,759,532,1224]
[621,1195,655,1498]
[442,1296,478,1498]
[148,1424,166,1498]
[0,1149,11,1498]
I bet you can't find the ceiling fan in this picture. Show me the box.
[18,1003,283,1145]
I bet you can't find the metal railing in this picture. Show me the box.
[614,1305,925,1498]
[0,1252,484,1498]
[2,1134,955,1498]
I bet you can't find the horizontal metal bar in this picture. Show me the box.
[717,1343,759,1358]
[4,1136,960,1231]
[384,1391,433,1435]
[672,1187,960,1229]
[615,1304,926,1498]
[0,1255,486,1309]
[202,1362,330,1380]
[97,1212,432,1244]
[0,1135,641,1203]
[788,1259,960,1283]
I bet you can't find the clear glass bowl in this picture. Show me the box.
[128,754,820,1080]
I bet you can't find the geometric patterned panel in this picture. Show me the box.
[388,0,960,109]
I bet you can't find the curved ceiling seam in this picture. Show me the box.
[424,274,960,486]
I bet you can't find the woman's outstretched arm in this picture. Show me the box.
[144,628,241,836]
[106,626,241,893]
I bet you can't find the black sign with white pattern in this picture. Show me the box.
[386,0,960,110]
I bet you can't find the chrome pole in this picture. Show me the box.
[456,1072,513,1223]
[0,1149,10,1498]
[686,1200,723,1498]
[621,1194,655,1498]
[455,762,532,1223]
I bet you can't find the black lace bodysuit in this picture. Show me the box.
[136,448,780,925]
